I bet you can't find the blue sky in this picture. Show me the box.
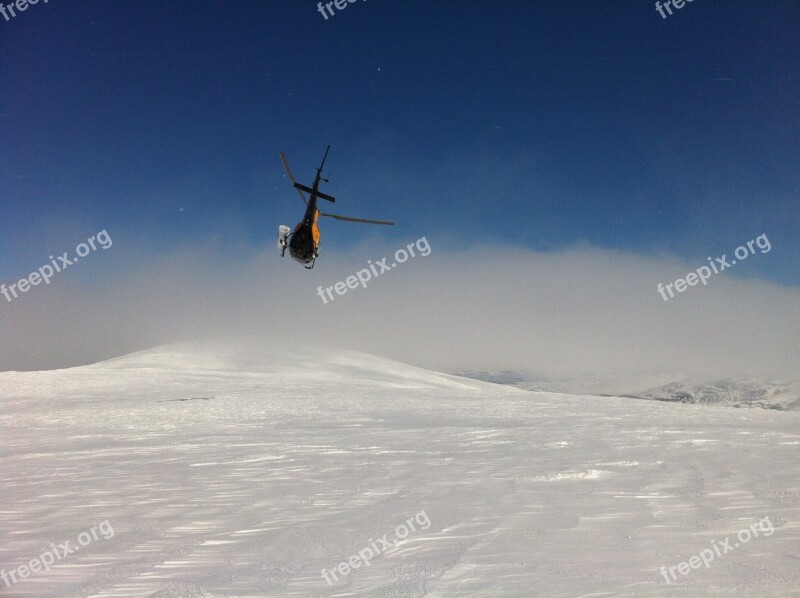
[1,1,799,371]
[2,0,798,278]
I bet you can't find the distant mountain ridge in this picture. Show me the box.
[453,370,800,411]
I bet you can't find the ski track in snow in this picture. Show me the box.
[1,339,799,597]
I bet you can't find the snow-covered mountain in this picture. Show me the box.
[629,379,800,411]
[457,370,800,411]
[2,339,799,596]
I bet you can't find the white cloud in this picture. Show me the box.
[2,239,798,380]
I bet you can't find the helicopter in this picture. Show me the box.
[277,145,394,269]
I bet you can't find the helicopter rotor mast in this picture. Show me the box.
[316,144,331,185]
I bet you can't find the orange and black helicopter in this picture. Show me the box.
[278,145,393,269]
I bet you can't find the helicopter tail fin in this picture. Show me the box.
[293,183,336,203]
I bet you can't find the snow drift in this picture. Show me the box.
[1,338,798,596]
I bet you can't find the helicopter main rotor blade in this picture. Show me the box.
[279,151,308,205]
[319,212,394,225]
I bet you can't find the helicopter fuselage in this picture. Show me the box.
[289,199,320,265]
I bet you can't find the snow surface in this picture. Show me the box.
[1,339,799,597]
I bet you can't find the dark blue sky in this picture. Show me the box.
[2,0,798,284]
